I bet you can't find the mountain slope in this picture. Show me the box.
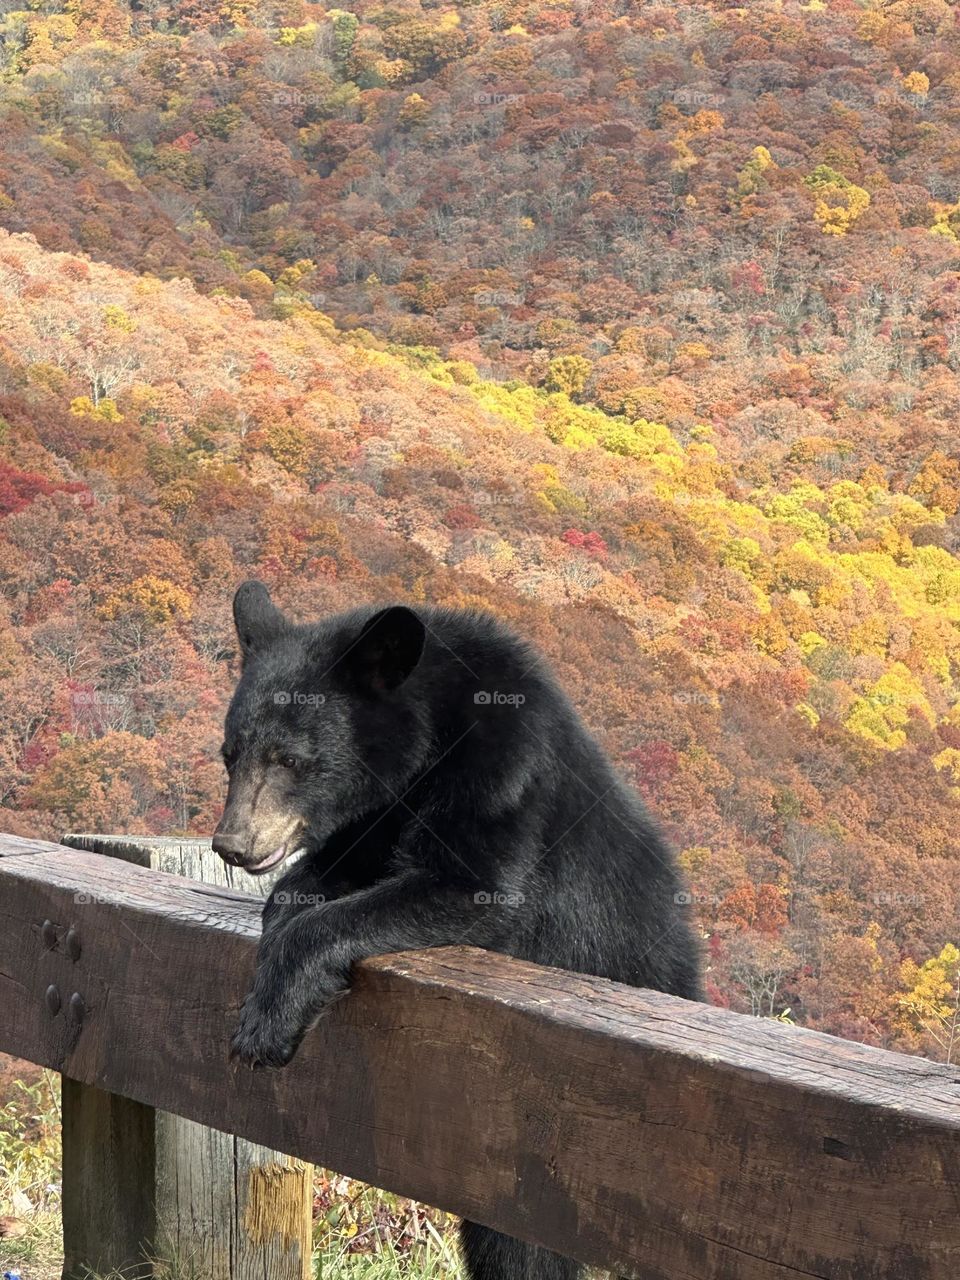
[1,226,958,1046]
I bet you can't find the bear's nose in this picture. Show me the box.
[212,832,246,865]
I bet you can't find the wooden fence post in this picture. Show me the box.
[61,1078,156,1280]
[60,834,314,1280]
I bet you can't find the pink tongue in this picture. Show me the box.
[248,844,287,873]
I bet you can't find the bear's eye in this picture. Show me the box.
[220,743,237,768]
[280,755,299,770]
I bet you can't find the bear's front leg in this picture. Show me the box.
[261,855,335,937]
[230,915,351,1069]
[229,868,512,1068]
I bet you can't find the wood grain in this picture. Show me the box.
[61,1075,156,1280]
[1,834,958,1280]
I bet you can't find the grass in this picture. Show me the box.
[312,1174,463,1279]
[314,1222,460,1279]
[0,1070,63,1280]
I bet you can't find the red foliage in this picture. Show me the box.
[624,741,680,792]
[444,504,481,530]
[0,462,83,516]
[562,528,608,558]
[170,131,199,152]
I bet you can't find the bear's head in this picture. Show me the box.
[212,580,427,875]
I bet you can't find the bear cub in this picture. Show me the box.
[214,580,701,1280]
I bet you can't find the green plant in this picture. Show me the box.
[313,1176,462,1278]
[0,1072,61,1205]
[0,1071,62,1275]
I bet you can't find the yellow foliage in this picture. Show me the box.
[681,109,724,137]
[754,612,790,656]
[69,396,122,421]
[678,845,711,874]
[848,614,889,658]
[615,326,646,354]
[675,340,711,364]
[373,57,408,84]
[277,23,317,45]
[930,201,960,241]
[102,304,137,332]
[902,71,930,96]
[765,489,830,541]
[898,944,960,1061]
[445,359,478,385]
[933,748,960,785]
[798,630,827,657]
[845,662,935,750]
[737,145,776,196]
[242,268,274,294]
[545,355,592,397]
[669,136,697,172]
[398,93,430,127]
[826,480,869,531]
[720,533,764,580]
[100,575,192,624]
[804,165,870,235]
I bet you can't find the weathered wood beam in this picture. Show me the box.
[1,834,958,1280]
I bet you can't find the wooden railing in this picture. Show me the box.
[0,834,958,1279]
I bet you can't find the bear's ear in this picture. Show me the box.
[233,580,288,665]
[346,606,425,693]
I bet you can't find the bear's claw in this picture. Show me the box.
[229,998,301,1070]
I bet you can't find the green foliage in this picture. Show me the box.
[328,9,359,67]
[845,663,935,750]
[0,1073,60,1199]
[736,145,775,197]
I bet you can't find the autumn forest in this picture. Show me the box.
[1,0,960,1061]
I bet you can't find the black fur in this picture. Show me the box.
[216,582,701,1280]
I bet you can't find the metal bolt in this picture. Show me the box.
[45,984,60,1016]
[69,993,85,1024]
[65,928,81,962]
[40,920,57,950]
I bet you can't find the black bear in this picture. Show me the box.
[214,580,701,1280]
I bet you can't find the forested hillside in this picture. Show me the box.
[2,0,960,1055]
